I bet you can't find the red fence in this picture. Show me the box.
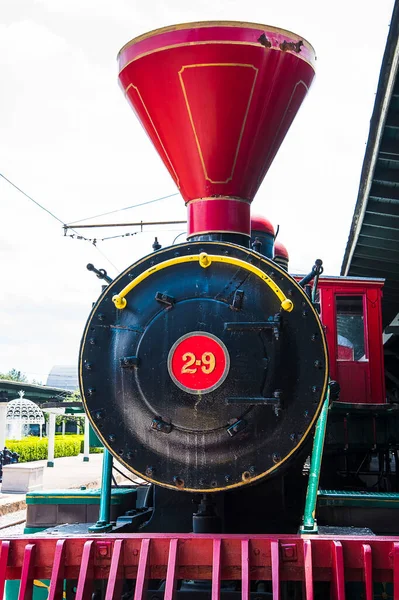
[1,534,399,600]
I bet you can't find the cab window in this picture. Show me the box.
[336,296,367,361]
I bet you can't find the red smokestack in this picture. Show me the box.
[118,22,315,241]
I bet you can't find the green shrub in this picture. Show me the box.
[6,436,81,463]
[6,438,49,462]
[79,439,103,453]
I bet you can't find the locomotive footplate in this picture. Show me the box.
[80,241,328,492]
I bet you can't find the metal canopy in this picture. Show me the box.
[0,379,73,404]
[341,0,399,327]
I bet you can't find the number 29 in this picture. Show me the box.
[181,352,216,375]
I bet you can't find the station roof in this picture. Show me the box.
[0,379,72,404]
[341,0,399,328]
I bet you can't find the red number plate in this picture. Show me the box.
[168,332,230,394]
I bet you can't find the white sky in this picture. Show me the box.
[0,0,395,384]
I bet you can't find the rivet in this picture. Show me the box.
[311,333,318,341]
[94,410,104,420]
[304,410,309,418]
[173,476,184,488]
[97,314,105,322]
[302,310,308,317]
[311,386,318,393]
[314,360,322,369]
[146,466,154,477]
[174,252,180,257]
[199,478,205,486]
[249,465,256,474]
[88,388,96,397]
[89,338,96,345]
[290,433,296,442]
[272,453,281,464]
[85,363,93,371]
[287,289,293,297]
[126,451,134,460]
[211,480,217,488]
[108,434,116,443]
[224,475,231,483]
[118,449,124,456]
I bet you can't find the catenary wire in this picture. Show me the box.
[94,244,120,272]
[67,192,180,225]
[1,172,121,272]
[0,172,66,226]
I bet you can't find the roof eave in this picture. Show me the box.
[341,2,399,275]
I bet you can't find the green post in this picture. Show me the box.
[88,449,113,532]
[300,385,330,534]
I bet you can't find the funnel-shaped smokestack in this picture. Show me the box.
[119,22,315,242]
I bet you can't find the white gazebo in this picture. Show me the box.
[6,391,45,441]
[45,407,90,467]
[0,392,90,468]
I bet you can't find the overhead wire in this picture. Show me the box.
[94,244,120,272]
[1,172,183,274]
[67,192,180,225]
[0,172,66,226]
[1,172,121,272]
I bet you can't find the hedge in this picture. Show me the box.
[5,435,102,463]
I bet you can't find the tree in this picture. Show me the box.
[64,390,82,402]
[0,368,28,382]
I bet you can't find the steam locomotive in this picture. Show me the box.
[4,20,399,600]
[79,21,330,534]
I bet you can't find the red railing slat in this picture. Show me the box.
[271,539,280,600]
[0,541,10,600]
[105,539,124,600]
[134,538,151,600]
[48,539,66,600]
[211,538,221,600]
[303,539,313,600]
[6,533,399,596]
[331,541,345,600]
[393,542,399,600]
[164,538,178,600]
[362,544,372,600]
[75,540,95,600]
[18,543,36,600]
[241,539,250,600]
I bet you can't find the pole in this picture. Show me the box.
[0,402,8,449]
[66,219,187,229]
[300,385,331,534]
[88,449,113,532]
[47,413,56,467]
[83,415,90,462]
